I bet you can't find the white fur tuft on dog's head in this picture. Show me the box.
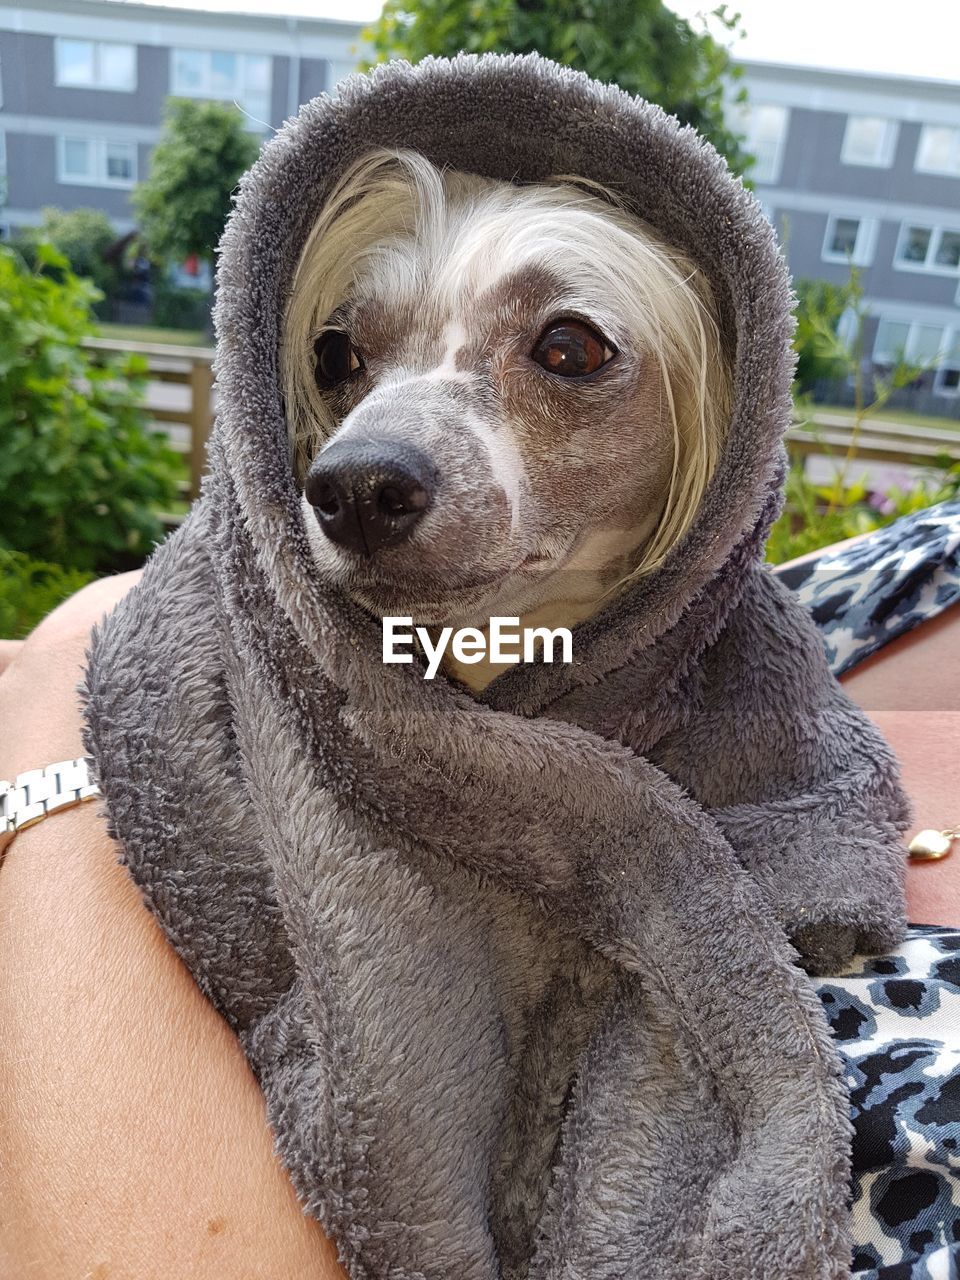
[280,144,732,642]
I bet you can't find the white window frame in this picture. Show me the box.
[873,319,912,366]
[741,103,789,185]
[915,124,960,177]
[169,48,271,121]
[56,136,137,189]
[836,306,860,351]
[821,214,879,267]
[872,318,957,378]
[894,222,960,276]
[841,116,898,168]
[933,327,960,398]
[54,38,137,92]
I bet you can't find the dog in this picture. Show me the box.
[281,146,732,690]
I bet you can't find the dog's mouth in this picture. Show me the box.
[337,539,579,626]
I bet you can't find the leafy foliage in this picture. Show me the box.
[792,277,860,394]
[150,277,212,331]
[11,206,123,299]
[762,255,960,563]
[0,243,181,573]
[132,98,260,266]
[766,462,960,564]
[0,549,94,640]
[360,1,751,173]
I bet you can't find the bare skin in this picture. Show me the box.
[0,551,957,1276]
[0,572,348,1279]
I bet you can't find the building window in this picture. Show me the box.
[742,104,789,184]
[55,39,136,91]
[836,306,860,350]
[872,319,955,381]
[171,49,271,123]
[931,330,960,396]
[56,136,137,188]
[825,216,859,259]
[938,329,960,384]
[916,125,960,177]
[894,222,960,274]
[841,116,898,168]
[911,323,947,365]
[936,230,960,269]
[873,320,911,364]
[822,214,877,267]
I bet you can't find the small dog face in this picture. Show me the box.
[283,148,729,634]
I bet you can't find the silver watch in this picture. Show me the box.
[0,757,101,860]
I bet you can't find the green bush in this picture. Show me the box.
[151,276,212,331]
[766,461,960,564]
[0,243,181,573]
[11,206,123,302]
[0,549,94,640]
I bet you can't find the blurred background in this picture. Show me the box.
[1,0,958,637]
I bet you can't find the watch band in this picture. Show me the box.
[0,757,101,863]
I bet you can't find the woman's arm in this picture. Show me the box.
[1,564,957,1275]
[0,574,348,1279]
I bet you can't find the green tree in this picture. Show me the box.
[0,243,180,573]
[360,0,750,173]
[12,206,122,299]
[132,98,260,267]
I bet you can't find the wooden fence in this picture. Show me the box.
[83,337,215,508]
[84,339,960,523]
[786,413,960,471]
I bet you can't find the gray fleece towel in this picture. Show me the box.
[81,51,913,1280]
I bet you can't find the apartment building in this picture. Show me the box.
[1,2,957,408]
[0,0,368,239]
[738,61,960,409]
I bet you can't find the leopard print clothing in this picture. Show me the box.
[773,502,960,1278]
[818,928,960,1280]
[773,499,960,678]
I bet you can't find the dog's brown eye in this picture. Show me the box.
[531,319,615,379]
[314,330,363,389]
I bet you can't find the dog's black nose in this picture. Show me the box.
[305,438,436,557]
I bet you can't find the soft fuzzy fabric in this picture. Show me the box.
[81,52,913,1279]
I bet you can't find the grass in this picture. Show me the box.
[810,403,960,432]
[96,321,209,348]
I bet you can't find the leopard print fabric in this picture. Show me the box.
[774,499,960,678]
[818,928,960,1280]
[773,501,960,1279]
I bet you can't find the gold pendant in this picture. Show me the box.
[909,827,958,861]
